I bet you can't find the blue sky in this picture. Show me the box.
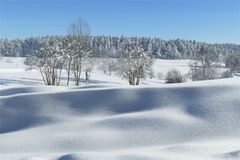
[0,0,239,44]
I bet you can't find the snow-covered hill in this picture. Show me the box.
[0,57,240,160]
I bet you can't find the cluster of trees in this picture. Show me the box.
[225,54,240,73]
[189,45,220,81]
[24,19,95,86]
[165,45,240,83]
[189,45,240,81]
[1,34,240,61]
[25,36,66,85]
[24,18,153,86]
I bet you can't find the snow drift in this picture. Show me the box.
[0,78,240,160]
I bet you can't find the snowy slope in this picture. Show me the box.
[0,57,240,160]
[1,78,240,160]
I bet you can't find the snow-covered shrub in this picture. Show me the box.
[165,69,185,83]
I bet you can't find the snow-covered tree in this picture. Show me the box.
[60,36,74,86]
[0,40,3,59]
[24,37,65,85]
[189,45,219,81]
[67,18,92,86]
[82,56,96,84]
[116,38,153,85]
[226,54,240,73]
[1,35,240,61]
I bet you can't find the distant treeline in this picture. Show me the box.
[0,35,239,61]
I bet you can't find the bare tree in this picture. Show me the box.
[189,45,219,81]
[67,18,92,86]
[98,46,117,75]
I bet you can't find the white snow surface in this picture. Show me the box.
[0,57,240,160]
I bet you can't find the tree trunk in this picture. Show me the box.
[67,70,70,86]
[39,67,47,85]
[128,74,133,85]
[57,69,62,86]
[85,72,90,85]
[136,77,140,85]
[74,64,81,86]
[67,60,71,86]
[128,73,136,85]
